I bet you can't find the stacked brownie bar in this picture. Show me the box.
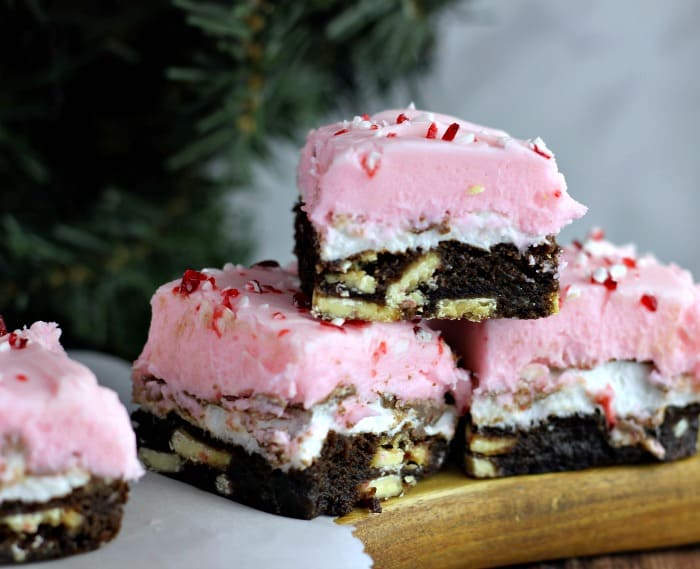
[132,263,470,518]
[295,109,586,322]
[437,233,700,477]
[0,320,142,563]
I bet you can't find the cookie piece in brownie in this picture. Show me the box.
[0,321,142,563]
[436,233,700,477]
[132,263,470,519]
[295,108,586,322]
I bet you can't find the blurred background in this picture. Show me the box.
[2,0,698,357]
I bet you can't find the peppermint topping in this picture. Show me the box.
[530,136,553,159]
[360,151,381,177]
[425,122,438,139]
[594,385,616,428]
[245,280,263,294]
[221,288,240,309]
[396,113,409,124]
[455,132,476,144]
[15,373,28,382]
[590,267,617,291]
[608,264,628,281]
[441,122,460,141]
[640,294,658,312]
[590,228,605,241]
[622,257,637,269]
[179,269,217,295]
[333,128,348,136]
[8,332,28,350]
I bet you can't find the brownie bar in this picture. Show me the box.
[464,404,700,478]
[294,203,560,322]
[132,409,449,520]
[0,478,128,563]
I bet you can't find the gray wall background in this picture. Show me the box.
[242,0,700,276]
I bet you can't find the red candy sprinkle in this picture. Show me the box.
[15,374,28,382]
[211,305,225,338]
[640,294,658,312]
[372,341,388,364]
[590,228,605,241]
[0,316,6,337]
[277,329,291,338]
[622,257,637,269]
[396,113,409,124]
[594,386,616,428]
[8,332,28,350]
[425,122,438,139]
[572,240,583,250]
[360,153,380,177]
[179,269,216,295]
[532,143,552,159]
[553,189,562,198]
[245,280,263,294]
[221,288,240,309]
[272,312,286,320]
[262,284,283,294]
[333,128,348,136]
[361,113,370,120]
[370,124,379,130]
[386,133,397,138]
[441,122,460,141]
[590,274,617,291]
[437,337,444,356]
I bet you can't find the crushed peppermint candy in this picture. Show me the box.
[396,113,409,124]
[179,269,217,295]
[454,132,476,144]
[530,136,553,159]
[425,122,438,139]
[591,267,609,284]
[640,294,658,312]
[441,122,460,141]
[360,151,381,177]
[245,280,263,294]
[609,264,628,281]
[8,332,28,350]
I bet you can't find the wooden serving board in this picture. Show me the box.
[337,455,700,568]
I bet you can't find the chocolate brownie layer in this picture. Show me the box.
[464,404,700,478]
[294,203,560,321]
[0,478,128,563]
[132,409,449,519]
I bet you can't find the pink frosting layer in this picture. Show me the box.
[298,108,587,255]
[439,233,700,393]
[133,264,471,412]
[0,322,143,480]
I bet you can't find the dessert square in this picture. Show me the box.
[295,108,586,322]
[436,233,700,478]
[0,321,142,563]
[132,263,470,519]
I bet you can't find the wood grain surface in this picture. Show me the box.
[337,455,700,568]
